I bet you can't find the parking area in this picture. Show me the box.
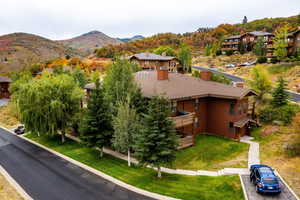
[241,175,298,200]
[0,99,9,107]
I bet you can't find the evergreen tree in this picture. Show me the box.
[80,79,112,157]
[134,96,178,178]
[242,16,248,24]
[112,98,141,166]
[239,43,246,54]
[253,36,266,56]
[72,66,87,89]
[271,77,289,107]
[178,43,192,73]
[273,25,288,61]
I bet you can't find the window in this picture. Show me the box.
[195,117,200,128]
[238,104,242,115]
[229,122,235,133]
[229,104,235,115]
[145,61,150,65]
[171,101,177,113]
[195,99,200,111]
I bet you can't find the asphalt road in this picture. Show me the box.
[241,175,298,200]
[0,98,9,107]
[192,66,300,102]
[0,128,153,200]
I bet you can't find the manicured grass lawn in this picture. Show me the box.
[167,135,249,170]
[25,133,244,200]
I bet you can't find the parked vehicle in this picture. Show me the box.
[225,64,236,68]
[14,125,25,135]
[250,164,282,194]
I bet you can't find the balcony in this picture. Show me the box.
[171,111,195,128]
[178,135,194,149]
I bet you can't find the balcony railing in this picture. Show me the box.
[178,135,194,149]
[171,111,195,128]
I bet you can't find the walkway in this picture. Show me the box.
[240,136,260,168]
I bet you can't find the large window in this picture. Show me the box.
[229,104,235,115]
[229,122,235,133]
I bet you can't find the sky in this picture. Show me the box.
[0,0,299,40]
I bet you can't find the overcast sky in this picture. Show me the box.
[1,0,299,40]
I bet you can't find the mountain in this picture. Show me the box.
[117,35,144,43]
[58,31,123,53]
[0,32,84,73]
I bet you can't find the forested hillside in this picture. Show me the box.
[95,14,300,57]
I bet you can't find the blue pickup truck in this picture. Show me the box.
[250,164,282,194]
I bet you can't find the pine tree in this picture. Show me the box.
[242,16,248,24]
[271,77,289,107]
[80,79,112,157]
[112,98,141,166]
[134,96,178,178]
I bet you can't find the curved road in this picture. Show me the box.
[192,66,300,102]
[0,128,153,200]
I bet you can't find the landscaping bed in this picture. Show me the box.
[0,172,23,200]
[167,134,249,170]
[25,133,244,200]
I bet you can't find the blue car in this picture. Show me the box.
[250,164,282,194]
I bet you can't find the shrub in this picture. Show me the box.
[216,50,222,56]
[225,50,233,56]
[270,57,278,64]
[258,104,299,125]
[257,56,267,64]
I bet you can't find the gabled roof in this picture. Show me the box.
[0,76,12,83]
[134,71,256,100]
[225,35,241,40]
[287,29,300,37]
[128,53,177,61]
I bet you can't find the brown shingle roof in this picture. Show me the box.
[234,117,257,128]
[85,71,256,100]
[0,76,12,83]
[128,53,177,61]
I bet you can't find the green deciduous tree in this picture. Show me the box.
[178,44,192,73]
[271,77,289,107]
[14,74,83,143]
[134,96,178,178]
[248,65,272,118]
[253,36,266,56]
[72,67,87,89]
[80,79,112,157]
[153,46,176,56]
[273,25,288,61]
[103,58,145,114]
[112,98,141,166]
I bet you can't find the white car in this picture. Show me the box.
[225,64,236,68]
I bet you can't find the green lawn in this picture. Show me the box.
[25,133,244,200]
[167,135,249,170]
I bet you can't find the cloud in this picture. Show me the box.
[0,0,299,39]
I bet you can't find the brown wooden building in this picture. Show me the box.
[287,28,300,55]
[128,53,181,72]
[134,69,257,148]
[221,31,274,57]
[0,76,12,99]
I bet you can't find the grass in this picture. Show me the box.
[0,103,20,129]
[267,62,300,74]
[0,172,23,200]
[25,133,244,200]
[166,134,249,170]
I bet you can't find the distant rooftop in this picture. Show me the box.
[0,76,12,83]
[128,53,177,61]
[248,31,273,36]
[225,35,241,40]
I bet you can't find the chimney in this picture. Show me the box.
[200,71,212,81]
[157,66,169,80]
[234,82,244,88]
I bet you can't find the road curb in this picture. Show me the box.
[239,174,249,200]
[0,165,33,200]
[18,134,181,200]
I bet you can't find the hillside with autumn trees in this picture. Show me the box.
[95,14,300,57]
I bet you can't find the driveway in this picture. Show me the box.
[241,175,298,200]
[0,127,153,200]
